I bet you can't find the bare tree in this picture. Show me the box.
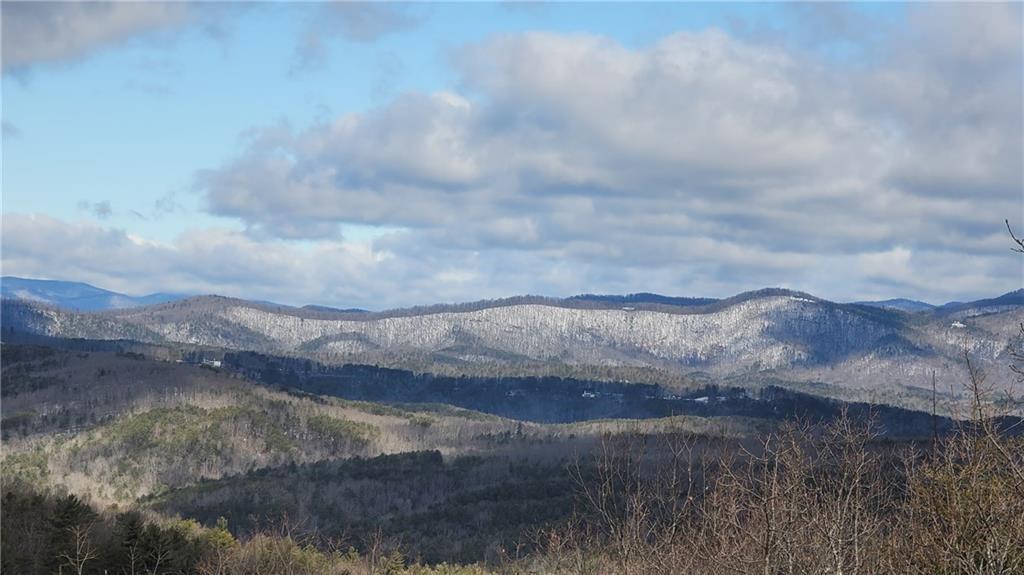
[1006,219,1024,254]
[58,521,98,575]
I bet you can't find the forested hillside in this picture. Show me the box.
[6,289,1021,410]
[1,346,546,504]
[3,334,1023,573]
[0,342,759,571]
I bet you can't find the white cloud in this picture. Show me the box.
[198,8,1020,279]
[1,214,396,307]
[1,2,191,73]
[293,3,421,71]
[4,4,1021,306]
[3,214,1019,308]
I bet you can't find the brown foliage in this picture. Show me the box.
[541,407,1023,575]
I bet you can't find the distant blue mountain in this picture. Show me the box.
[853,298,936,313]
[0,276,185,312]
[569,292,719,307]
[302,304,369,313]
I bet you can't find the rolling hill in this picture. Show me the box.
[4,287,1021,405]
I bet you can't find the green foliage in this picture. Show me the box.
[0,450,50,486]
[103,406,205,451]
[91,403,302,456]
[345,399,410,417]
[2,486,505,574]
[409,414,435,428]
[203,516,238,552]
[1,487,244,575]
[306,414,378,444]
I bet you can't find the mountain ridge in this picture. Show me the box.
[1,276,184,311]
[853,298,937,312]
[4,287,1020,398]
[3,275,1017,318]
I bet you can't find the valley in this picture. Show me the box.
[5,3,1022,572]
[2,284,1022,573]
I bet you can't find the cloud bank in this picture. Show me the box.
[2,2,190,73]
[4,4,1021,307]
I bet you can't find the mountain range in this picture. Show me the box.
[0,275,997,313]
[4,277,1022,409]
[0,276,183,311]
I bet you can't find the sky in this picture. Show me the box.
[1,2,1022,310]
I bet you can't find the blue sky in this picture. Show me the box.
[2,2,1021,309]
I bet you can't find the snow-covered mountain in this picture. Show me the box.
[5,287,1021,398]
